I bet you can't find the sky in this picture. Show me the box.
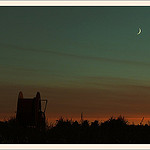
[1,6,150,124]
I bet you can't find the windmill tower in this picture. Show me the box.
[16,91,47,128]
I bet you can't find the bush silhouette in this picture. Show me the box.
[101,116,128,128]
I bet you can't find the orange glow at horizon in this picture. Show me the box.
[47,116,150,125]
[1,112,149,126]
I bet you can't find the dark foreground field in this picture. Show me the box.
[0,116,150,143]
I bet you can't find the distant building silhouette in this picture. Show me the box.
[81,112,83,123]
[16,91,47,128]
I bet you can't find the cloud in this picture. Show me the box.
[1,43,150,67]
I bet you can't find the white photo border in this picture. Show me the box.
[0,1,149,6]
[1,144,150,148]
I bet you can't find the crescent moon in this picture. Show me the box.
[137,28,142,35]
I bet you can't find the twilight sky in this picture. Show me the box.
[1,6,150,123]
